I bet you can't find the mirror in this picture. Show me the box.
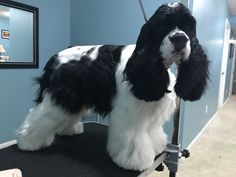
[0,0,38,68]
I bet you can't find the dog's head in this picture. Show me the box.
[136,2,196,66]
[130,2,209,102]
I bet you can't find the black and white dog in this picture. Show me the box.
[17,3,209,171]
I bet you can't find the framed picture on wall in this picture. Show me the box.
[1,29,10,39]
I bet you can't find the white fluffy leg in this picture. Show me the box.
[57,109,90,136]
[148,126,167,155]
[147,87,176,155]
[57,119,84,136]
[16,95,70,151]
[107,128,155,171]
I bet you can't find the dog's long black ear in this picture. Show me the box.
[124,53,170,102]
[135,22,151,52]
[175,38,209,101]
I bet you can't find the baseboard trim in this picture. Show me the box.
[186,112,217,150]
[0,140,17,149]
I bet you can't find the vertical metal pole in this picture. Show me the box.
[138,0,148,22]
[171,97,181,145]
[169,171,176,177]
[169,97,181,177]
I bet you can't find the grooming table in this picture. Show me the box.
[0,99,188,177]
[0,123,141,177]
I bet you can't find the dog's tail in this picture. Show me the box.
[34,55,59,104]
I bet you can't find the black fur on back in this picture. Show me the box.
[35,55,59,104]
[36,45,124,116]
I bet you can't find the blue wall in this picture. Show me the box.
[0,0,71,144]
[71,0,179,45]
[180,0,229,148]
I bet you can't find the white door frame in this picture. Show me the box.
[218,18,231,107]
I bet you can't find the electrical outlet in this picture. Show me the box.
[205,105,208,114]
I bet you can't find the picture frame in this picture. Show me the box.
[1,29,10,39]
[0,0,39,68]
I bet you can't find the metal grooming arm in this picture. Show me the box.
[138,97,190,177]
[166,97,190,177]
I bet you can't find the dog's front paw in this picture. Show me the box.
[109,141,155,171]
[107,132,155,171]
[148,127,168,155]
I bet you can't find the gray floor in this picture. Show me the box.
[150,94,236,177]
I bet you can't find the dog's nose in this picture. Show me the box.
[169,33,188,52]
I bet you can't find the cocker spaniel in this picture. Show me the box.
[17,2,209,171]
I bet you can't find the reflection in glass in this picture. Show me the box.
[0,5,33,63]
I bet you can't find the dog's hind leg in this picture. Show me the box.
[16,94,75,151]
[56,118,84,136]
[56,109,89,136]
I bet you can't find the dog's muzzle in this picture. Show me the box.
[160,29,191,68]
[169,32,188,52]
